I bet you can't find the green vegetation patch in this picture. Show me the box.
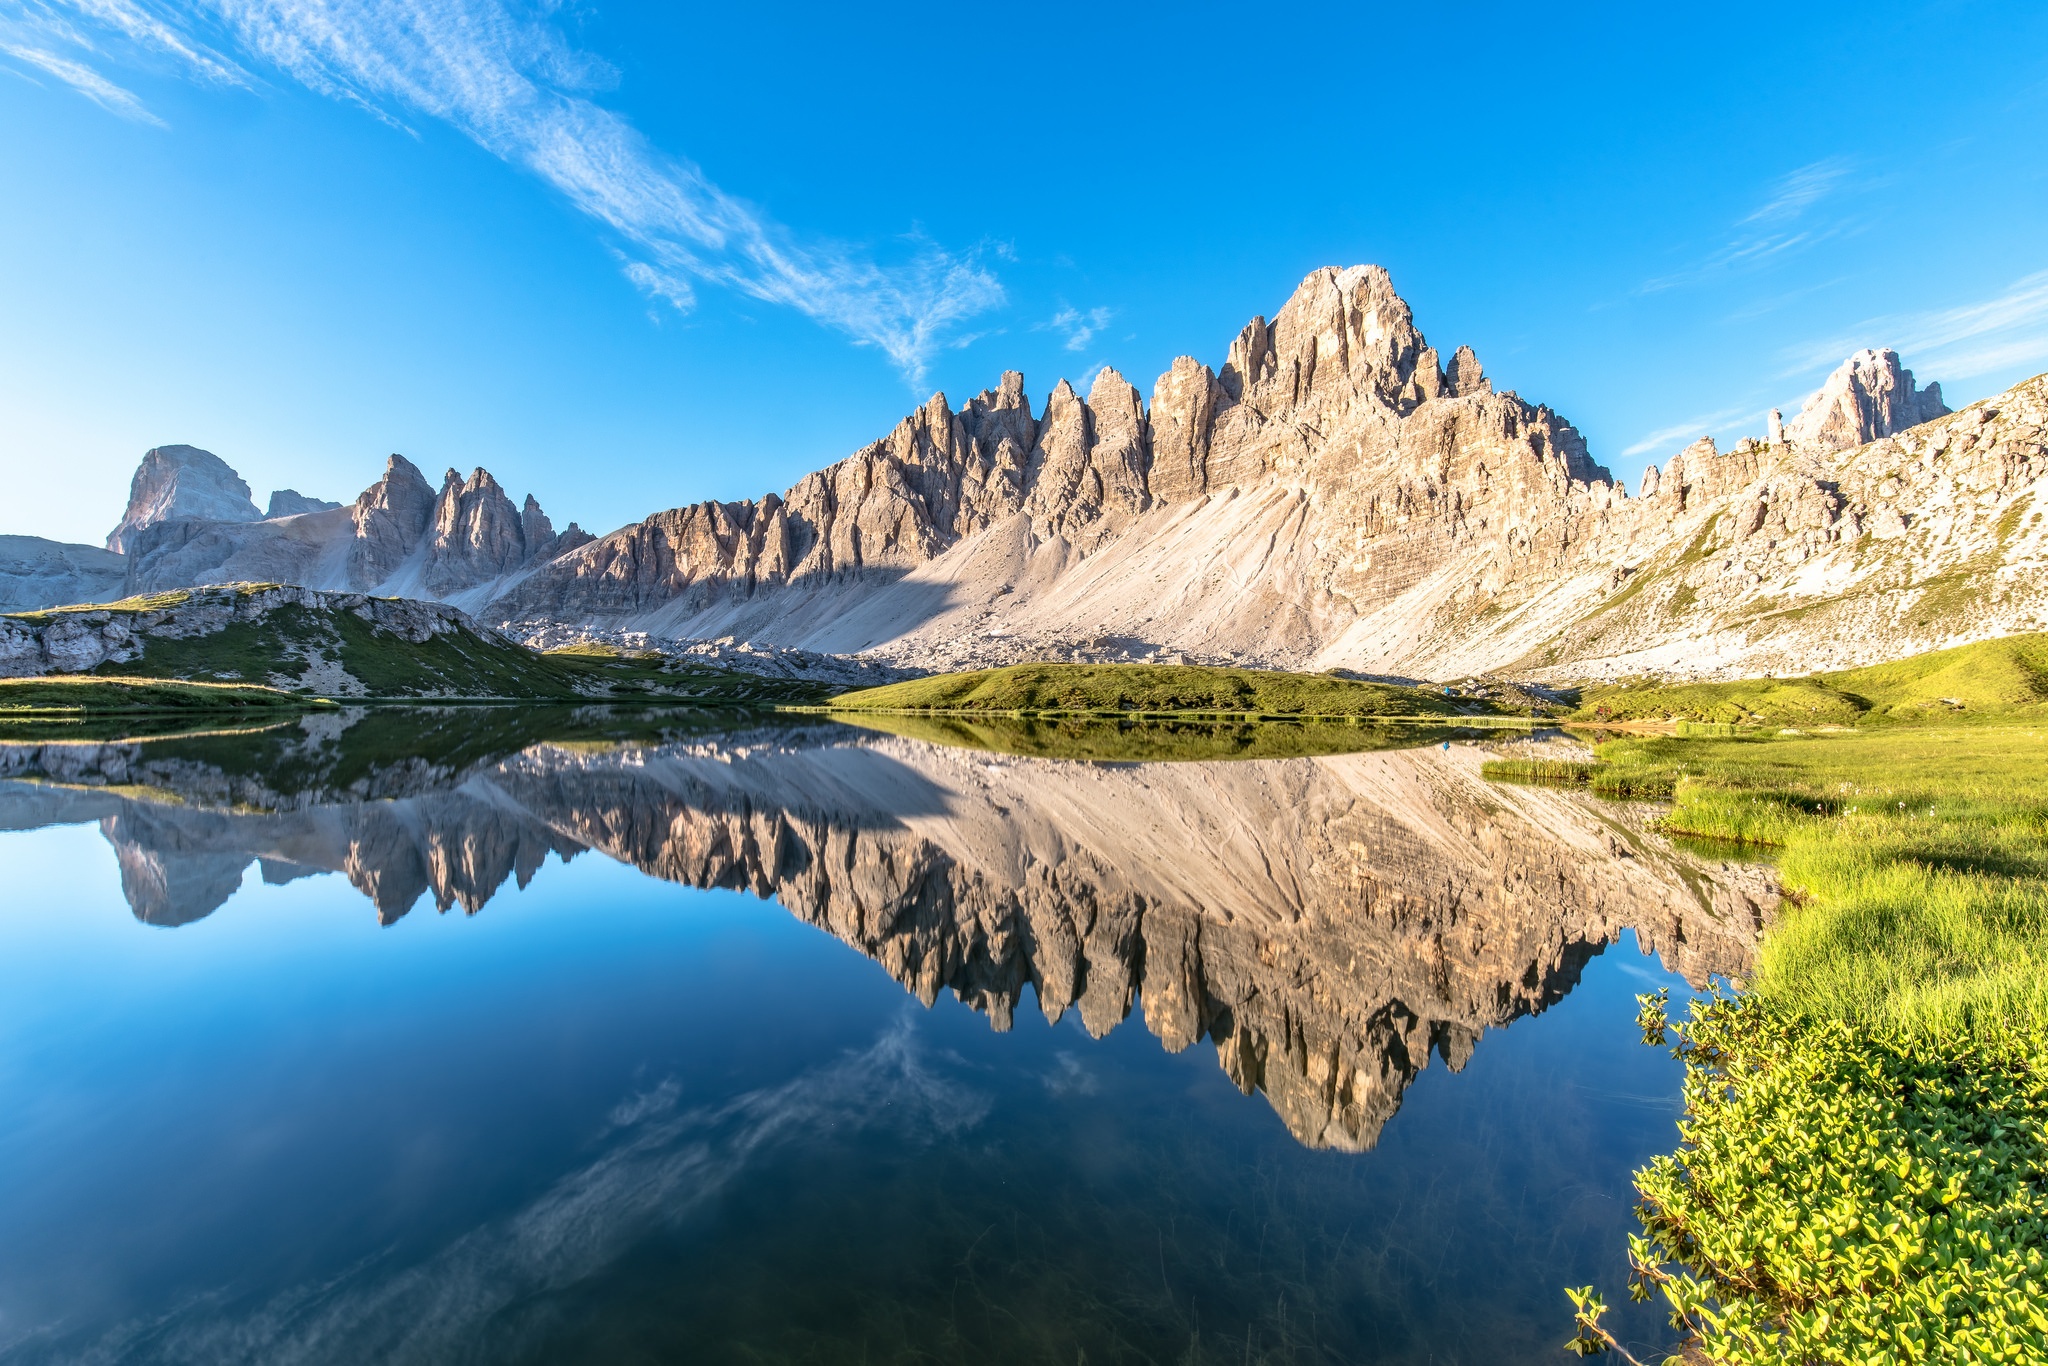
[828,662,1491,720]
[0,675,322,716]
[839,711,1483,763]
[1541,721,2048,1363]
[1574,632,2048,727]
[1479,756,1599,785]
[64,596,828,705]
[1572,995,2048,1365]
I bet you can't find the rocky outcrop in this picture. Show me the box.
[493,266,1605,669]
[1784,348,1948,453]
[106,445,262,553]
[0,582,510,691]
[0,723,1766,1149]
[0,535,126,612]
[266,489,340,518]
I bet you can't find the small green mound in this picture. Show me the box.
[0,675,325,716]
[840,712,1479,762]
[828,662,1490,720]
[1574,632,2048,727]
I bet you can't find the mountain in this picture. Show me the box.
[266,489,341,518]
[123,455,591,609]
[1781,347,1947,452]
[105,445,262,553]
[40,266,2048,680]
[489,266,2046,679]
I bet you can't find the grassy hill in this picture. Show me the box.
[827,662,1501,720]
[1572,632,2048,726]
[5,586,828,705]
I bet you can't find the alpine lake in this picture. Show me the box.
[0,704,1774,1365]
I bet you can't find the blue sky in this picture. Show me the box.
[3,1,2045,547]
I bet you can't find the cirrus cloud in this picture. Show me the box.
[0,0,1004,385]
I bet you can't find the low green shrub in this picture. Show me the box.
[1570,993,2048,1365]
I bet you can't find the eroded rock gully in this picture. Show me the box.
[0,725,1765,1149]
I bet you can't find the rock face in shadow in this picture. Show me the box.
[0,723,1767,1150]
[0,535,127,613]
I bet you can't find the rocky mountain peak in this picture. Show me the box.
[106,444,262,552]
[1785,347,1949,452]
[1445,345,1490,397]
[265,489,340,519]
[347,455,438,586]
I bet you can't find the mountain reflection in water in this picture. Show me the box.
[0,707,1768,1153]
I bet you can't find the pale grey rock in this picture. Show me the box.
[1784,348,1948,453]
[106,445,262,552]
[120,452,581,606]
[345,455,438,588]
[1767,408,1786,446]
[0,535,126,612]
[266,489,340,518]
[1445,344,1489,397]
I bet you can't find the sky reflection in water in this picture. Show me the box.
[0,715,1766,1363]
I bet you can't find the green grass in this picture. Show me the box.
[1541,717,2048,1363]
[1573,632,2048,726]
[837,711,1488,762]
[0,675,326,716]
[1478,756,1599,785]
[827,662,1496,720]
[1540,725,2048,1035]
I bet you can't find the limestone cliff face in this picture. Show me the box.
[488,267,2038,680]
[0,726,1765,1149]
[106,445,263,553]
[67,267,2038,680]
[0,535,126,613]
[485,264,2030,682]
[492,265,1609,670]
[120,454,589,606]
[1784,348,1948,454]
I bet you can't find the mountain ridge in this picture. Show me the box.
[12,265,2043,682]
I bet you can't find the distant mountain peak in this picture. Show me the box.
[106,445,262,552]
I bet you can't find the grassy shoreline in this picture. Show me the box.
[1537,721,2048,1363]
[826,661,1517,720]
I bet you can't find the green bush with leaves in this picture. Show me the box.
[1570,992,2048,1365]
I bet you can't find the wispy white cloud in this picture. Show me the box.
[1739,157,1851,225]
[0,38,162,122]
[1779,269,2048,382]
[6,0,1003,385]
[1039,305,1113,352]
[33,1013,986,1363]
[1620,407,1748,459]
[1639,157,1856,296]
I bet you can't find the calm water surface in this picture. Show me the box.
[0,711,1766,1364]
